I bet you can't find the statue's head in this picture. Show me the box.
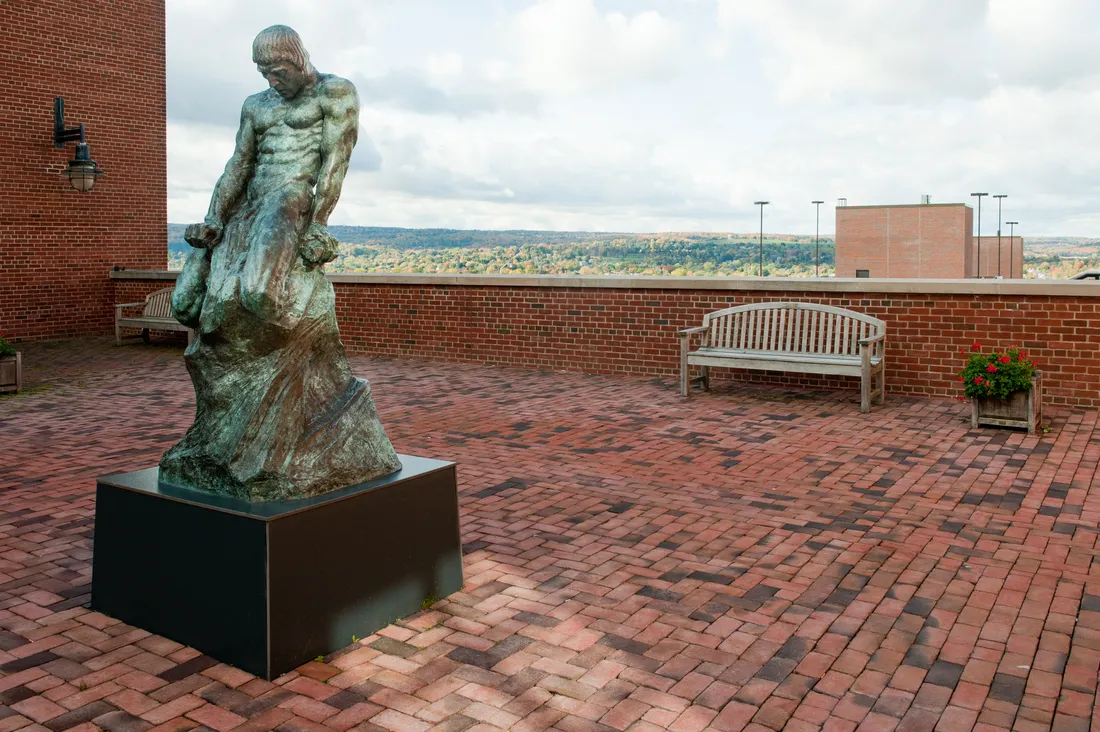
[252,25,316,99]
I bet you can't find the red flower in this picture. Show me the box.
[986,364,998,373]
[972,341,981,351]
[1020,352,1027,359]
[974,376,984,385]
[999,356,1011,364]
[957,377,964,382]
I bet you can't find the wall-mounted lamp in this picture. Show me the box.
[53,97,105,191]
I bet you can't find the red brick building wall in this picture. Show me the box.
[0,0,167,342]
[113,274,1100,409]
[973,236,1024,279]
[835,204,974,278]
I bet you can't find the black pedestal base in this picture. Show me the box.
[91,456,462,680]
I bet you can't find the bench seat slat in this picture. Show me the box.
[117,316,191,331]
[687,353,876,377]
[690,347,881,368]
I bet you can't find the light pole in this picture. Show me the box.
[754,201,769,276]
[1006,221,1019,278]
[971,192,988,277]
[993,194,1007,277]
[812,200,824,277]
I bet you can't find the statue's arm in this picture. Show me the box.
[310,78,359,228]
[204,101,258,229]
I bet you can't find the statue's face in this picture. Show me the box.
[257,60,310,99]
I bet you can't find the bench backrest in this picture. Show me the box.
[703,302,885,356]
[143,288,175,318]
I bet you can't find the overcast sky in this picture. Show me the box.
[167,0,1100,236]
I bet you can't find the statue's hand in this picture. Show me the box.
[184,220,224,249]
[300,224,340,270]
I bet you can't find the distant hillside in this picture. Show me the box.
[168,225,836,277]
[168,225,823,254]
[166,225,1100,278]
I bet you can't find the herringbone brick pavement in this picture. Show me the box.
[1,337,1098,732]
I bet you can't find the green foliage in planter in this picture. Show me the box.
[959,343,1036,400]
[0,336,15,358]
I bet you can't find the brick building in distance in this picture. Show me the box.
[974,235,1025,279]
[835,201,1023,279]
[0,0,166,341]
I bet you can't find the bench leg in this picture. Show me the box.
[860,361,871,414]
[187,328,195,347]
[878,366,886,405]
[680,338,690,397]
[701,366,710,392]
[115,320,121,347]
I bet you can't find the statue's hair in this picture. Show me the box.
[252,25,312,70]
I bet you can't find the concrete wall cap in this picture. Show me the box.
[109,270,1100,297]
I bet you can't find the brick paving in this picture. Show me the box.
[2,337,1099,732]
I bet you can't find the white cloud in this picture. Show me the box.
[424,52,464,81]
[714,0,992,103]
[507,0,686,94]
[987,0,1100,89]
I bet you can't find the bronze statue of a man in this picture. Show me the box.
[162,25,401,501]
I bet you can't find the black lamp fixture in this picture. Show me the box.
[53,97,105,191]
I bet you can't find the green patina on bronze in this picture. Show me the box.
[162,25,401,501]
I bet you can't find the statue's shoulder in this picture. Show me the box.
[241,90,274,115]
[317,74,358,101]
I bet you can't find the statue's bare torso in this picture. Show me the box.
[246,80,328,196]
[243,73,357,208]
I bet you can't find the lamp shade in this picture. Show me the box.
[64,142,104,191]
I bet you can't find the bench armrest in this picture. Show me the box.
[858,333,885,346]
[678,325,709,337]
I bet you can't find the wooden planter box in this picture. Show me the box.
[971,371,1041,434]
[0,353,21,394]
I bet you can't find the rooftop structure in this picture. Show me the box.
[835,203,1026,280]
[835,203,974,279]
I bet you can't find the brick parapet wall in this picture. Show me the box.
[0,0,167,342]
[111,272,1100,409]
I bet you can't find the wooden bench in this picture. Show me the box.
[115,287,194,346]
[679,302,886,412]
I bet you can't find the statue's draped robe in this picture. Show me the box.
[161,178,401,501]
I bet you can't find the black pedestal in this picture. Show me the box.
[91,455,462,680]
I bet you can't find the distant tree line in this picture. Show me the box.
[167,225,1100,278]
[168,225,837,277]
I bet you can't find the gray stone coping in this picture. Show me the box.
[109,270,1100,297]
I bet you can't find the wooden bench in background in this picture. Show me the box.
[115,287,194,346]
[678,302,886,412]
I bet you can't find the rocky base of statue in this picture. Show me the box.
[161,247,401,501]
